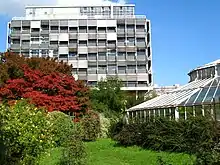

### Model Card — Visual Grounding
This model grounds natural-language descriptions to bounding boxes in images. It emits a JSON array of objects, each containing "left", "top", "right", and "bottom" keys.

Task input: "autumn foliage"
[
  {"left": 0, "top": 52, "right": 72, "bottom": 85},
  {"left": 0, "top": 52, "right": 89, "bottom": 120}
]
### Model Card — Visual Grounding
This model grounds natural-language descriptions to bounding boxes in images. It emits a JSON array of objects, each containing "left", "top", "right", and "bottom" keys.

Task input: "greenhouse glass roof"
[{"left": 127, "top": 77, "right": 220, "bottom": 111}]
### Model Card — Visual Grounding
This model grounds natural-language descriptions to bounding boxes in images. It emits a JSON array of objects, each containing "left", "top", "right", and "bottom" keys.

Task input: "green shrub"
[
  {"left": 108, "top": 118, "right": 124, "bottom": 139},
  {"left": 80, "top": 111, "right": 101, "bottom": 141},
  {"left": 60, "top": 130, "right": 87, "bottom": 165},
  {"left": 113, "top": 116, "right": 218, "bottom": 154},
  {"left": 0, "top": 111, "right": 6, "bottom": 164},
  {"left": 99, "top": 113, "right": 111, "bottom": 138},
  {"left": 0, "top": 100, "right": 54, "bottom": 165},
  {"left": 47, "top": 111, "right": 86, "bottom": 165},
  {"left": 48, "top": 111, "right": 75, "bottom": 147}
]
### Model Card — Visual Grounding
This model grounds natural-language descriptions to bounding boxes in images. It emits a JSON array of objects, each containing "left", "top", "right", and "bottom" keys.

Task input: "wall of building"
[{"left": 8, "top": 5, "right": 153, "bottom": 91}]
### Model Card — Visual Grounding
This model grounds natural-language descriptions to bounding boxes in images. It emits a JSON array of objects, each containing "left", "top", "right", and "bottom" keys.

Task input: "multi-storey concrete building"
[{"left": 7, "top": 4, "right": 153, "bottom": 93}]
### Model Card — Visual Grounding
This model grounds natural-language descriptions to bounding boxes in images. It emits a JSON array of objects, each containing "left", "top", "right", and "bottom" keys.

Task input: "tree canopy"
[{"left": 0, "top": 52, "right": 89, "bottom": 121}]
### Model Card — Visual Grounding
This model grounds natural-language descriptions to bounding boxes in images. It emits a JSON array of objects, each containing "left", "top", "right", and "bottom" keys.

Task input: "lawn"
[
  {"left": 85, "top": 139, "right": 196, "bottom": 165},
  {"left": 39, "top": 139, "right": 196, "bottom": 165}
]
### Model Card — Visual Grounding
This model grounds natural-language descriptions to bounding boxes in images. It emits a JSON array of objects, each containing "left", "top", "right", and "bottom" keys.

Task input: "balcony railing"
[{"left": 12, "top": 14, "right": 146, "bottom": 20}]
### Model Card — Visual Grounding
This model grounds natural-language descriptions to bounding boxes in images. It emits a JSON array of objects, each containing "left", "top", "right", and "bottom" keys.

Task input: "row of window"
[
  {"left": 11, "top": 50, "right": 148, "bottom": 57},
  {"left": 73, "top": 69, "right": 148, "bottom": 75},
  {"left": 189, "top": 67, "right": 215, "bottom": 82},
  {"left": 88, "top": 81, "right": 149, "bottom": 87},
  {"left": 11, "top": 25, "right": 145, "bottom": 33}
]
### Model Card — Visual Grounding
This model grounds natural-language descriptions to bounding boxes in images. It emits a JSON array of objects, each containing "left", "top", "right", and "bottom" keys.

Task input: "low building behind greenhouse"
[{"left": 126, "top": 59, "right": 220, "bottom": 122}]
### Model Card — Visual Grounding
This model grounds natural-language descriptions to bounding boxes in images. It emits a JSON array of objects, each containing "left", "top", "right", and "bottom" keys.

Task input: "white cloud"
[{"left": 0, "top": 0, "right": 126, "bottom": 17}]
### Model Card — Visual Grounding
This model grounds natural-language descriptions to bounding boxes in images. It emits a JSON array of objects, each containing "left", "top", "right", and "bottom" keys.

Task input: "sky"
[{"left": 0, "top": 0, "right": 219, "bottom": 86}]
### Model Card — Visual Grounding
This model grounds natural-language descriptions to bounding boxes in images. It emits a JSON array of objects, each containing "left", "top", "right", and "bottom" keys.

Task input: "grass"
[
  {"left": 38, "top": 147, "right": 63, "bottom": 165},
  {"left": 85, "top": 139, "right": 196, "bottom": 165},
  {"left": 38, "top": 139, "right": 196, "bottom": 165}
]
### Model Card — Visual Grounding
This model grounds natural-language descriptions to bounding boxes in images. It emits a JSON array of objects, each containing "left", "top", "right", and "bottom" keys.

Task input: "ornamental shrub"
[
  {"left": 0, "top": 109, "right": 6, "bottom": 164},
  {"left": 80, "top": 110, "right": 101, "bottom": 141},
  {"left": 99, "top": 113, "right": 111, "bottom": 138},
  {"left": 108, "top": 118, "right": 124, "bottom": 139},
  {"left": 48, "top": 111, "right": 75, "bottom": 147},
  {"left": 48, "top": 111, "right": 86, "bottom": 165},
  {"left": 60, "top": 127, "right": 87, "bottom": 165},
  {"left": 113, "top": 116, "right": 218, "bottom": 154},
  {"left": 0, "top": 52, "right": 72, "bottom": 85},
  {"left": 0, "top": 100, "right": 55, "bottom": 165},
  {"left": 0, "top": 65, "right": 90, "bottom": 120}
]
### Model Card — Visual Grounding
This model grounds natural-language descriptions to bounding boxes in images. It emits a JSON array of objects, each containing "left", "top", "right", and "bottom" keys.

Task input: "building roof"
[
  {"left": 127, "top": 77, "right": 220, "bottom": 111},
  {"left": 25, "top": 4, "right": 135, "bottom": 9},
  {"left": 188, "top": 59, "right": 220, "bottom": 75}
]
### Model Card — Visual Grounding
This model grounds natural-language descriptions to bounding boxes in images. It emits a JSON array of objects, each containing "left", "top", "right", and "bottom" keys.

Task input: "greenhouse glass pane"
[
  {"left": 149, "top": 110, "right": 154, "bottom": 121},
  {"left": 179, "top": 98, "right": 188, "bottom": 106},
  {"left": 171, "top": 108, "right": 175, "bottom": 119},
  {"left": 129, "top": 112, "right": 132, "bottom": 119},
  {"left": 210, "top": 78, "right": 218, "bottom": 87},
  {"left": 195, "top": 106, "right": 202, "bottom": 116},
  {"left": 160, "top": 109, "right": 164, "bottom": 117},
  {"left": 186, "top": 107, "right": 193, "bottom": 118},
  {"left": 214, "top": 87, "right": 220, "bottom": 102},
  {"left": 165, "top": 109, "right": 170, "bottom": 119},
  {"left": 179, "top": 107, "right": 185, "bottom": 120},
  {"left": 185, "top": 91, "right": 200, "bottom": 105},
  {"left": 194, "top": 88, "right": 209, "bottom": 104},
  {"left": 204, "top": 105, "right": 211, "bottom": 117},
  {"left": 203, "top": 87, "right": 217, "bottom": 103},
  {"left": 140, "top": 111, "right": 145, "bottom": 122},
  {"left": 215, "top": 104, "right": 220, "bottom": 121},
  {"left": 155, "top": 109, "right": 159, "bottom": 117}
]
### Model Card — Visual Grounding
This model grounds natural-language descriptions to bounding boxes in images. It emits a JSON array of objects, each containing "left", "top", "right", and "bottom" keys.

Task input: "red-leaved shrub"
[{"left": 0, "top": 65, "right": 90, "bottom": 120}]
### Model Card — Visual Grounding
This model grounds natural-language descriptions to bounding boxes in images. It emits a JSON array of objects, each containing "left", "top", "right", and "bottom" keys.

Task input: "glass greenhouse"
[{"left": 126, "top": 60, "right": 220, "bottom": 122}]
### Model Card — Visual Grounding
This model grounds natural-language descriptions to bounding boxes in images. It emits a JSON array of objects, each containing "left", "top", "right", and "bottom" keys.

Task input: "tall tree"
[
  {"left": 0, "top": 52, "right": 72, "bottom": 85},
  {"left": 90, "top": 77, "right": 126, "bottom": 116},
  {"left": 0, "top": 65, "right": 90, "bottom": 120}
]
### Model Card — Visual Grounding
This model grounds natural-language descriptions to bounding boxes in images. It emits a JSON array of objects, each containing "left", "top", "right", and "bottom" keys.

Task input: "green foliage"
[
  {"left": 47, "top": 111, "right": 86, "bottom": 165},
  {"left": 99, "top": 113, "right": 111, "bottom": 138},
  {"left": 90, "top": 77, "right": 126, "bottom": 116},
  {"left": 60, "top": 130, "right": 87, "bottom": 165},
  {"left": 85, "top": 139, "right": 195, "bottom": 165},
  {"left": 113, "top": 116, "right": 218, "bottom": 154},
  {"left": 90, "top": 100, "right": 109, "bottom": 115},
  {"left": 0, "top": 109, "right": 6, "bottom": 164},
  {"left": 0, "top": 52, "right": 72, "bottom": 85},
  {"left": 126, "top": 90, "right": 158, "bottom": 109},
  {"left": 80, "top": 111, "right": 101, "bottom": 141},
  {"left": 0, "top": 100, "right": 54, "bottom": 165},
  {"left": 108, "top": 119, "right": 124, "bottom": 139},
  {"left": 48, "top": 111, "right": 75, "bottom": 147}
]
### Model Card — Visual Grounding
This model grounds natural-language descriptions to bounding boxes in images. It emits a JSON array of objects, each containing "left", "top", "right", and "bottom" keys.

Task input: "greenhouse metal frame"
[{"left": 126, "top": 60, "right": 220, "bottom": 122}]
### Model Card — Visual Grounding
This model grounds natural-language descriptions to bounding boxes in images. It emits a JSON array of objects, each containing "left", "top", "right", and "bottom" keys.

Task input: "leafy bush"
[
  {"left": 108, "top": 119, "right": 124, "bottom": 139},
  {"left": 0, "top": 111, "right": 5, "bottom": 164},
  {"left": 0, "top": 65, "right": 90, "bottom": 120},
  {"left": 0, "top": 100, "right": 54, "bottom": 165},
  {"left": 80, "top": 111, "right": 101, "bottom": 141},
  {"left": 90, "top": 77, "right": 126, "bottom": 116},
  {"left": 113, "top": 116, "right": 218, "bottom": 154},
  {"left": 60, "top": 129, "right": 87, "bottom": 165},
  {"left": 0, "top": 52, "right": 72, "bottom": 85},
  {"left": 99, "top": 113, "right": 111, "bottom": 138},
  {"left": 48, "top": 111, "right": 75, "bottom": 146},
  {"left": 47, "top": 111, "right": 86, "bottom": 165}
]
